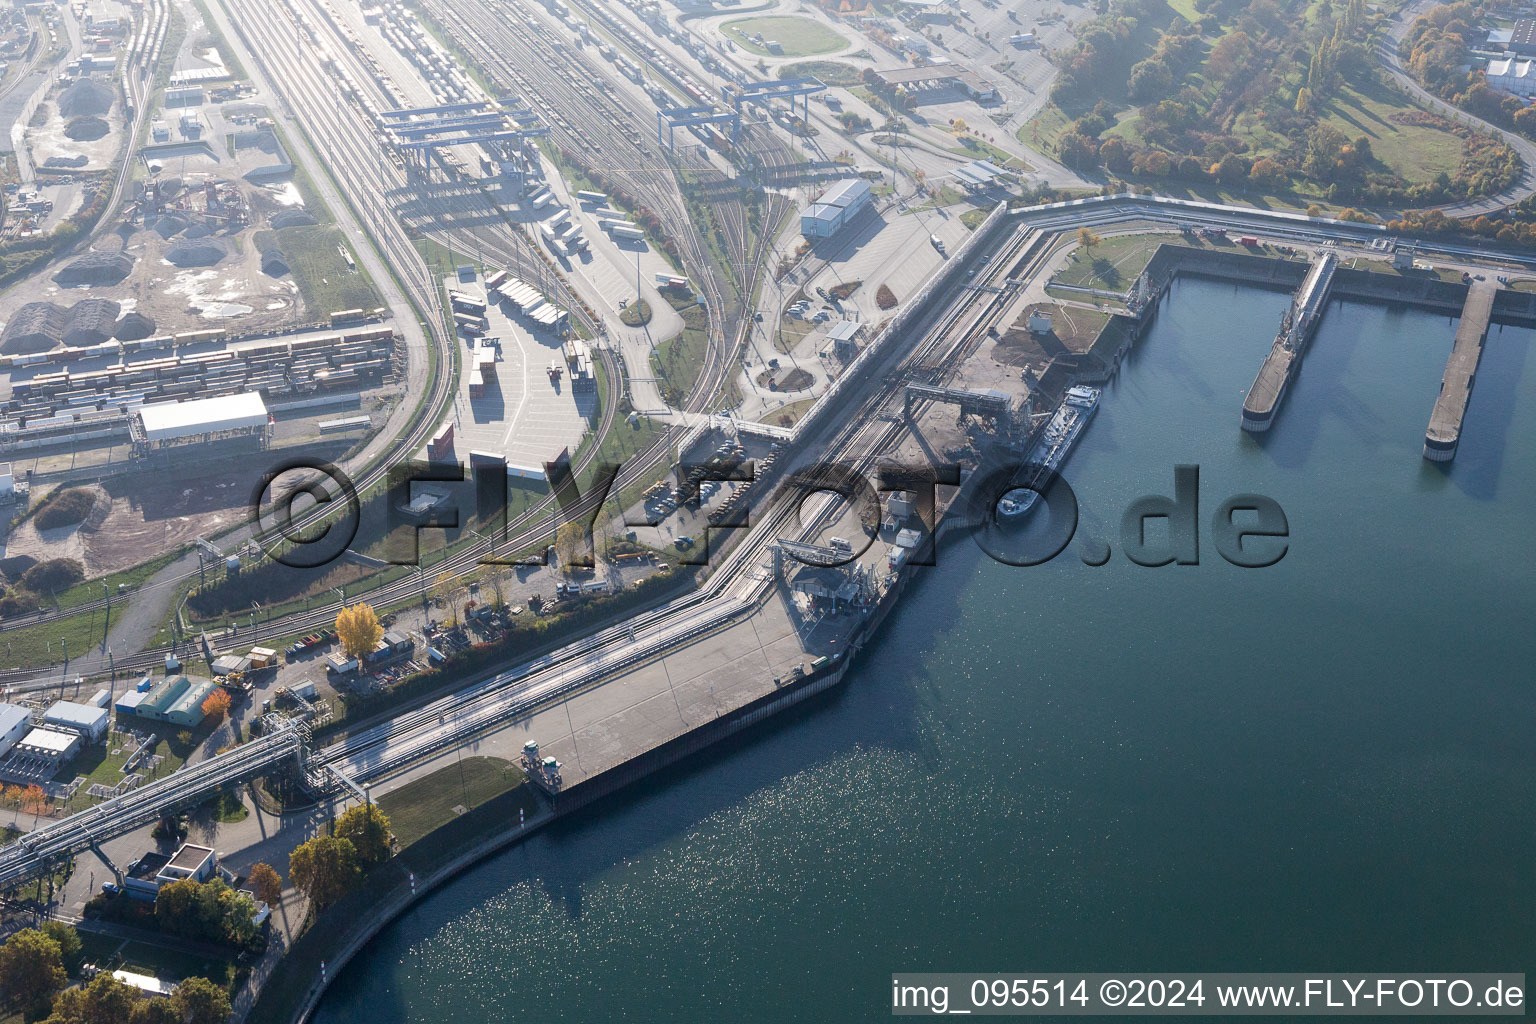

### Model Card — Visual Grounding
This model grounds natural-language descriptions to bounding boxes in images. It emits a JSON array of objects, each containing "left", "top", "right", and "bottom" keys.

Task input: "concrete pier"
[
  {"left": 1425, "top": 279, "right": 1497, "bottom": 462},
  {"left": 1242, "top": 252, "right": 1339, "bottom": 432}
]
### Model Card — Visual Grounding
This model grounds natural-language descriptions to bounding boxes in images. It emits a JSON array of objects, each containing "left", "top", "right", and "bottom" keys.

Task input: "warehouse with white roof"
[
  {"left": 129, "top": 391, "right": 271, "bottom": 454},
  {"left": 801, "top": 179, "right": 873, "bottom": 239},
  {"left": 43, "top": 700, "right": 109, "bottom": 742}
]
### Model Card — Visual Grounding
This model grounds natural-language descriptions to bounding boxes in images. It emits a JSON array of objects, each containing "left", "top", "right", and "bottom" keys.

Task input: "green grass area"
[
  {"left": 116, "top": 939, "right": 237, "bottom": 989},
  {"left": 62, "top": 729, "right": 191, "bottom": 811},
  {"left": 619, "top": 298, "right": 652, "bottom": 327},
  {"left": 649, "top": 300, "right": 710, "bottom": 407},
  {"left": 0, "top": 604, "right": 118, "bottom": 671},
  {"left": 777, "top": 59, "right": 862, "bottom": 86},
  {"left": 252, "top": 225, "right": 379, "bottom": 319},
  {"left": 55, "top": 548, "right": 184, "bottom": 612},
  {"left": 376, "top": 756, "right": 533, "bottom": 846},
  {"left": 585, "top": 361, "right": 668, "bottom": 512},
  {"left": 1315, "top": 80, "right": 1462, "bottom": 183},
  {"left": 948, "top": 133, "right": 1030, "bottom": 171},
  {"left": 202, "top": 788, "right": 248, "bottom": 823},
  {"left": 960, "top": 208, "right": 990, "bottom": 230},
  {"left": 723, "top": 16, "right": 846, "bottom": 57},
  {"left": 1051, "top": 233, "right": 1171, "bottom": 290}
]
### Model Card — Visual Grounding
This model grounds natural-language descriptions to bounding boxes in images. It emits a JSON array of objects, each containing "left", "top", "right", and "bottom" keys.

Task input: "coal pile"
[
  {"left": 61, "top": 298, "right": 121, "bottom": 347},
  {"left": 43, "top": 155, "right": 88, "bottom": 168},
  {"left": 55, "top": 252, "right": 132, "bottom": 286},
  {"left": 113, "top": 311, "right": 156, "bottom": 340},
  {"left": 58, "top": 78, "right": 113, "bottom": 118},
  {"left": 63, "top": 116, "right": 109, "bottom": 141},
  {"left": 165, "top": 239, "right": 227, "bottom": 267},
  {"left": 270, "top": 208, "right": 318, "bottom": 229},
  {"left": 261, "top": 248, "right": 289, "bottom": 276}
]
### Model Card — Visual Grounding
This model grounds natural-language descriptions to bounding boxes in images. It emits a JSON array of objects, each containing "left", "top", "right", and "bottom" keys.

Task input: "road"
[{"left": 1379, "top": 0, "right": 1536, "bottom": 216}]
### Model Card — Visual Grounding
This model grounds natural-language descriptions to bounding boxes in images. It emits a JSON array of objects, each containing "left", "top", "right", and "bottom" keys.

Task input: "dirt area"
[
  {"left": 29, "top": 77, "right": 125, "bottom": 172},
  {"left": 992, "top": 303, "right": 1106, "bottom": 372},
  {"left": 16, "top": 175, "right": 316, "bottom": 333},
  {"left": 2, "top": 467, "right": 255, "bottom": 576}
]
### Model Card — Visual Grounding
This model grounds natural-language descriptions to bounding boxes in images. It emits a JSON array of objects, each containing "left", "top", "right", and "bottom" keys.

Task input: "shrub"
[
  {"left": 19, "top": 558, "right": 83, "bottom": 597},
  {"left": 875, "top": 284, "right": 897, "bottom": 309},
  {"left": 32, "top": 488, "right": 95, "bottom": 531}
]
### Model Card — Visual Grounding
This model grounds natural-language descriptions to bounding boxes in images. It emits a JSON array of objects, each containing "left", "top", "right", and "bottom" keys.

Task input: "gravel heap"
[
  {"left": 270, "top": 208, "right": 318, "bottom": 229},
  {"left": 58, "top": 78, "right": 114, "bottom": 118},
  {"left": 0, "top": 300, "right": 133, "bottom": 352},
  {"left": 165, "top": 239, "right": 228, "bottom": 267},
  {"left": 153, "top": 213, "right": 188, "bottom": 238},
  {"left": 113, "top": 311, "right": 156, "bottom": 340},
  {"left": 63, "top": 116, "right": 109, "bottom": 141},
  {"left": 54, "top": 251, "right": 132, "bottom": 286},
  {"left": 0, "top": 303, "right": 69, "bottom": 353},
  {"left": 60, "top": 298, "right": 121, "bottom": 347}
]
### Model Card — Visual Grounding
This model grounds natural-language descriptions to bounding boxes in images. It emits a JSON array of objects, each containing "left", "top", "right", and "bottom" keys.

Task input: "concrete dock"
[
  {"left": 1242, "top": 252, "right": 1338, "bottom": 432},
  {"left": 1425, "top": 279, "right": 1498, "bottom": 462}
]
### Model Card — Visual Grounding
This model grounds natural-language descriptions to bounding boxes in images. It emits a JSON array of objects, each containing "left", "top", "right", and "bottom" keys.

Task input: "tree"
[
  {"left": 1076, "top": 227, "right": 1101, "bottom": 250},
  {"left": 1207, "top": 30, "right": 1252, "bottom": 80},
  {"left": 554, "top": 521, "right": 589, "bottom": 571},
  {"left": 1098, "top": 136, "right": 1132, "bottom": 174},
  {"left": 334, "top": 803, "right": 393, "bottom": 869},
  {"left": 1216, "top": 152, "right": 1249, "bottom": 186},
  {"left": 43, "top": 972, "right": 137, "bottom": 1023},
  {"left": 0, "top": 928, "right": 65, "bottom": 1011},
  {"left": 288, "top": 835, "right": 360, "bottom": 910},
  {"left": 201, "top": 688, "right": 232, "bottom": 722},
  {"left": 154, "top": 878, "right": 205, "bottom": 938},
  {"left": 20, "top": 784, "right": 47, "bottom": 816},
  {"left": 128, "top": 997, "right": 183, "bottom": 1024},
  {"left": 172, "top": 976, "right": 232, "bottom": 1024},
  {"left": 335, "top": 602, "right": 384, "bottom": 660},
  {"left": 248, "top": 862, "right": 283, "bottom": 906},
  {"left": 38, "top": 922, "right": 81, "bottom": 974}
]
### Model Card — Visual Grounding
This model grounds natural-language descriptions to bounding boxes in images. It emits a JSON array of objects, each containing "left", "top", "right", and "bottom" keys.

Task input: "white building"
[
  {"left": 43, "top": 700, "right": 109, "bottom": 742},
  {"left": 801, "top": 179, "right": 873, "bottom": 239},
  {"left": 1486, "top": 58, "right": 1536, "bottom": 97},
  {"left": 130, "top": 391, "right": 271, "bottom": 454},
  {"left": 14, "top": 728, "right": 83, "bottom": 764},
  {"left": 0, "top": 705, "right": 31, "bottom": 759}
]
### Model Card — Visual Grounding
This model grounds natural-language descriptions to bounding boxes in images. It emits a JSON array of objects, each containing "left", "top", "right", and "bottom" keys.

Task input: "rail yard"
[{"left": 0, "top": 0, "right": 1530, "bottom": 1017}]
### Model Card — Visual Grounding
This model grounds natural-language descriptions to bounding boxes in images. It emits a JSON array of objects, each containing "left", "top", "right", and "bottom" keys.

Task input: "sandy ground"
[{"left": 1, "top": 469, "right": 257, "bottom": 576}]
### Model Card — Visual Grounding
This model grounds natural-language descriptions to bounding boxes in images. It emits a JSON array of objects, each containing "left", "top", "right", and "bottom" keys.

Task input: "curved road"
[{"left": 1380, "top": 0, "right": 1536, "bottom": 215}]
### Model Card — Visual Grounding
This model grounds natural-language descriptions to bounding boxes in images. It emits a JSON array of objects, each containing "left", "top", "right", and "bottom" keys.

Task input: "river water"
[{"left": 315, "top": 278, "right": 1536, "bottom": 1022}]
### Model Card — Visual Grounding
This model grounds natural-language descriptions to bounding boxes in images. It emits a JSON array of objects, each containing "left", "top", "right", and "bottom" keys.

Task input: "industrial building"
[
  {"left": 0, "top": 704, "right": 30, "bottom": 759},
  {"left": 14, "top": 728, "right": 82, "bottom": 764},
  {"left": 871, "top": 64, "right": 1000, "bottom": 102},
  {"left": 1508, "top": 18, "right": 1536, "bottom": 56},
  {"left": 801, "top": 179, "right": 873, "bottom": 239},
  {"left": 1486, "top": 57, "right": 1536, "bottom": 96},
  {"left": 157, "top": 843, "right": 220, "bottom": 884},
  {"left": 121, "top": 843, "right": 221, "bottom": 901},
  {"left": 129, "top": 391, "right": 272, "bottom": 455},
  {"left": 43, "top": 699, "right": 110, "bottom": 742},
  {"left": 121, "top": 675, "right": 219, "bottom": 728},
  {"left": 823, "top": 319, "right": 864, "bottom": 360}
]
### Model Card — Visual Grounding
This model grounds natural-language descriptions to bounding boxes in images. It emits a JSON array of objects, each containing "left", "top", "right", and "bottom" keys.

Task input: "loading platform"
[
  {"left": 1424, "top": 279, "right": 1498, "bottom": 462},
  {"left": 1242, "top": 252, "right": 1339, "bottom": 432}
]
